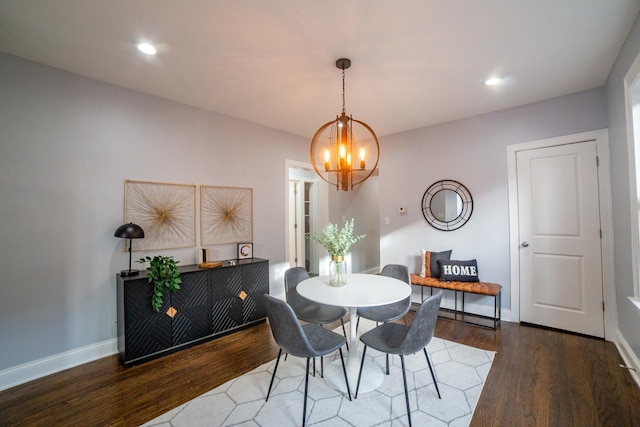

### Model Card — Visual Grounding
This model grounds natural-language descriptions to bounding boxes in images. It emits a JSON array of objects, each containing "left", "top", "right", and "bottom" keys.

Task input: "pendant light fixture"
[{"left": 310, "top": 58, "right": 380, "bottom": 191}]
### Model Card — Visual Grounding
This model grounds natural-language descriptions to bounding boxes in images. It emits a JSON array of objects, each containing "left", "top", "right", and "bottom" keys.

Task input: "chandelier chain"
[{"left": 342, "top": 67, "right": 346, "bottom": 115}]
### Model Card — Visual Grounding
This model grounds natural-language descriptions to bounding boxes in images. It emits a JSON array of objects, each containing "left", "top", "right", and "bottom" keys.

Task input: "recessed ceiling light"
[
  {"left": 483, "top": 77, "right": 502, "bottom": 86},
  {"left": 137, "top": 43, "right": 157, "bottom": 55}
]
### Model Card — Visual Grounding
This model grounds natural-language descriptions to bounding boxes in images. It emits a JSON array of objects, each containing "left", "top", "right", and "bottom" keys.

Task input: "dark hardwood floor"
[{"left": 2, "top": 314, "right": 640, "bottom": 426}]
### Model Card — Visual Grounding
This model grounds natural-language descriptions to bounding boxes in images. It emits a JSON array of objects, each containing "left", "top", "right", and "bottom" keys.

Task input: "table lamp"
[{"left": 114, "top": 223, "right": 145, "bottom": 276}]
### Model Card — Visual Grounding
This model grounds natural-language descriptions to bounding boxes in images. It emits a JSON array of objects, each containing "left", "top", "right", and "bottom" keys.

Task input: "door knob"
[{"left": 521, "top": 241, "right": 529, "bottom": 247}]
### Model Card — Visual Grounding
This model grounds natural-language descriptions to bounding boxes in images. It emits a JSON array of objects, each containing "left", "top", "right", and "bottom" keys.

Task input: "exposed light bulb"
[
  {"left": 137, "top": 43, "right": 157, "bottom": 55},
  {"left": 483, "top": 77, "right": 501, "bottom": 86}
]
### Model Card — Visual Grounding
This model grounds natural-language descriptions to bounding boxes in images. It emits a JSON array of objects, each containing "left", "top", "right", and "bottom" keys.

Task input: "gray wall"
[
  {"left": 0, "top": 53, "right": 309, "bottom": 371},
  {"left": 378, "top": 88, "right": 608, "bottom": 313},
  {"left": 328, "top": 176, "right": 381, "bottom": 273},
  {"left": 606, "top": 14, "right": 640, "bottom": 360}
]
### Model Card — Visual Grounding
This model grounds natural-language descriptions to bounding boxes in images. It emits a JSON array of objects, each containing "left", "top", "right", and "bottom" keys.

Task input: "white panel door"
[{"left": 517, "top": 141, "right": 604, "bottom": 337}]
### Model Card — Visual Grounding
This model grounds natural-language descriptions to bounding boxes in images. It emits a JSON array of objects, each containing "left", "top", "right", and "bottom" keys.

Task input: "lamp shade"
[
  {"left": 114, "top": 223, "right": 145, "bottom": 239},
  {"left": 115, "top": 223, "right": 145, "bottom": 277}
]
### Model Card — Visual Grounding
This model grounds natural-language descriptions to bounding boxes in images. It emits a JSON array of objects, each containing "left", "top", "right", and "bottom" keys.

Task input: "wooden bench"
[{"left": 410, "top": 274, "right": 502, "bottom": 329}]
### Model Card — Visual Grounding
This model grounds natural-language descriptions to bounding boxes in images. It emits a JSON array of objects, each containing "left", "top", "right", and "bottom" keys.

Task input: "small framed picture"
[{"left": 237, "top": 242, "right": 253, "bottom": 259}]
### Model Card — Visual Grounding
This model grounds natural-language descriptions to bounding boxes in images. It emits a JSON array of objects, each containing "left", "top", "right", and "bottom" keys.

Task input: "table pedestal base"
[{"left": 323, "top": 357, "right": 383, "bottom": 394}]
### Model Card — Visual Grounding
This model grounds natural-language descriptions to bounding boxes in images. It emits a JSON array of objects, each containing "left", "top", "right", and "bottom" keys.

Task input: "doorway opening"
[{"left": 285, "top": 160, "right": 328, "bottom": 276}]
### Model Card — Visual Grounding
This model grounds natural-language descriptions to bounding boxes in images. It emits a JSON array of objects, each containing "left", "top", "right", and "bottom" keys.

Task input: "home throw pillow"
[
  {"left": 438, "top": 259, "right": 480, "bottom": 282},
  {"left": 420, "top": 249, "right": 452, "bottom": 278}
]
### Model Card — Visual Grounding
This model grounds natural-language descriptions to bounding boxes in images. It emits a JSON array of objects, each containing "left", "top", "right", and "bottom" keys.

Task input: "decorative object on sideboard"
[
  {"left": 196, "top": 248, "right": 223, "bottom": 268},
  {"left": 201, "top": 185, "right": 253, "bottom": 245},
  {"left": 308, "top": 218, "right": 365, "bottom": 286},
  {"left": 237, "top": 242, "right": 253, "bottom": 260},
  {"left": 421, "top": 179, "right": 473, "bottom": 231},
  {"left": 198, "top": 261, "right": 223, "bottom": 269},
  {"left": 114, "top": 222, "right": 145, "bottom": 276},
  {"left": 310, "top": 58, "right": 380, "bottom": 191},
  {"left": 124, "top": 180, "right": 196, "bottom": 251},
  {"left": 138, "top": 255, "right": 182, "bottom": 312},
  {"left": 197, "top": 248, "right": 211, "bottom": 264}
]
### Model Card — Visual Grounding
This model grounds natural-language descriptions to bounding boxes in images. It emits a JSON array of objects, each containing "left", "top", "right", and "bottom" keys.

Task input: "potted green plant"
[
  {"left": 138, "top": 255, "right": 182, "bottom": 312},
  {"left": 309, "top": 218, "right": 365, "bottom": 286}
]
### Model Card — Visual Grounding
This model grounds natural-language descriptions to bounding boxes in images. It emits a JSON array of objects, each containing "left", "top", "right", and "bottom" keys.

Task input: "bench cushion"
[{"left": 410, "top": 274, "right": 501, "bottom": 296}]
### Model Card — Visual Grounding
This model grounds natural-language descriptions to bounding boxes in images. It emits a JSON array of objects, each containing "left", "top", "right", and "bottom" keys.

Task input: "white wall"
[
  {"left": 378, "top": 88, "right": 608, "bottom": 315},
  {"left": 606, "top": 14, "right": 640, "bottom": 363},
  {"left": 0, "top": 53, "right": 309, "bottom": 374}
]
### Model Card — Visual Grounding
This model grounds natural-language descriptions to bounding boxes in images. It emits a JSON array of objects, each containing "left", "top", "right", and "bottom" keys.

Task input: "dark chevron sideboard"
[{"left": 117, "top": 258, "right": 269, "bottom": 365}]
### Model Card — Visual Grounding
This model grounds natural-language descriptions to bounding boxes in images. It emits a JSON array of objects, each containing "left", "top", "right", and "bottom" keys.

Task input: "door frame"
[
  {"left": 506, "top": 129, "right": 617, "bottom": 339},
  {"left": 284, "top": 159, "right": 329, "bottom": 273}
]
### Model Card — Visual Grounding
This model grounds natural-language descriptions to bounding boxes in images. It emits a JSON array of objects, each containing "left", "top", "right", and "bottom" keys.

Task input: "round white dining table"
[{"left": 297, "top": 273, "right": 411, "bottom": 393}]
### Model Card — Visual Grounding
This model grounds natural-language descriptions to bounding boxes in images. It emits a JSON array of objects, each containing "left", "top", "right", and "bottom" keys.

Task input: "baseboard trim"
[
  {"left": 359, "top": 266, "right": 380, "bottom": 274},
  {"left": 0, "top": 338, "right": 118, "bottom": 392},
  {"left": 614, "top": 329, "right": 640, "bottom": 389}
]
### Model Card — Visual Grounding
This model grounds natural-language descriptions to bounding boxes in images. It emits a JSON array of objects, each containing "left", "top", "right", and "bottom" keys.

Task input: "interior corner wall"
[
  {"left": 378, "top": 87, "right": 608, "bottom": 316},
  {"left": 0, "top": 53, "right": 308, "bottom": 373},
  {"left": 606, "top": 13, "right": 640, "bottom": 362},
  {"left": 328, "top": 176, "right": 380, "bottom": 273}
]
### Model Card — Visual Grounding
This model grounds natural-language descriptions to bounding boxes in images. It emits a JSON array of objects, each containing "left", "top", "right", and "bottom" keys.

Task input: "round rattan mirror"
[{"left": 421, "top": 180, "right": 473, "bottom": 231}]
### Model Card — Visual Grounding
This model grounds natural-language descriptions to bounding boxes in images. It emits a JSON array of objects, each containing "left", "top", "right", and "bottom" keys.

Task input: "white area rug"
[{"left": 143, "top": 319, "right": 495, "bottom": 427}]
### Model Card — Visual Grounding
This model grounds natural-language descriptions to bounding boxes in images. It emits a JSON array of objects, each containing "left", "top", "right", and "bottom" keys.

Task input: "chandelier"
[{"left": 310, "top": 58, "right": 380, "bottom": 191}]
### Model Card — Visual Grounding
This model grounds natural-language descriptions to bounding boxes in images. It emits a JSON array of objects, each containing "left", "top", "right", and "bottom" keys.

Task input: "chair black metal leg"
[
  {"left": 423, "top": 348, "right": 441, "bottom": 399},
  {"left": 355, "top": 345, "right": 367, "bottom": 398},
  {"left": 321, "top": 356, "right": 324, "bottom": 378},
  {"left": 338, "top": 348, "right": 352, "bottom": 400},
  {"left": 340, "top": 318, "right": 349, "bottom": 350},
  {"left": 303, "top": 358, "right": 310, "bottom": 427},
  {"left": 385, "top": 354, "right": 390, "bottom": 375},
  {"left": 400, "top": 355, "right": 412, "bottom": 427},
  {"left": 266, "top": 348, "right": 282, "bottom": 401}
]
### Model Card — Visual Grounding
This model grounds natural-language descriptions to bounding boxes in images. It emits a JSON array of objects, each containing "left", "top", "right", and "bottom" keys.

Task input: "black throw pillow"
[
  {"left": 420, "top": 249, "right": 452, "bottom": 278},
  {"left": 438, "top": 259, "right": 480, "bottom": 282}
]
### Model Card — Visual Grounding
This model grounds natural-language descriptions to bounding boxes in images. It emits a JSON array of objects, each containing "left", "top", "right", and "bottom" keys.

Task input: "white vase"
[{"left": 329, "top": 255, "right": 347, "bottom": 287}]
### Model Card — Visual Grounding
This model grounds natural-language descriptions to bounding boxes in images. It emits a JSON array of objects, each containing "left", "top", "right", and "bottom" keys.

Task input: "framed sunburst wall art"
[
  {"left": 124, "top": 180, "right": 196, "bottom": 251},
  {"left": 200, "top": 186, "right": 253, "bottom": 245}
]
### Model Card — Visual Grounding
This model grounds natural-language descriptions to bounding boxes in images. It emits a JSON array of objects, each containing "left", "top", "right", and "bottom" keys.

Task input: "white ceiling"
[{"left": 1, "top": 1, "right": 639, "bottom": 138}]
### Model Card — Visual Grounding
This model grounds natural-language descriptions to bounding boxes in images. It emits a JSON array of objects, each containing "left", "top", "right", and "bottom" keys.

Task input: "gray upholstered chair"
[
  {"left": 284, "top": 267, "right": 348, "bottom": 348},
  {"left": 357, "top": 264, "right": 412, "bottom": 373},
  {"left": 355, "top": 291, "right": 443, "bottom": 427},
  {"left": 263, "top": 294, "right": 351, "bottom": 427},
  {"left": 357, "top": 264, "right": 412, "bottom": 324}
]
